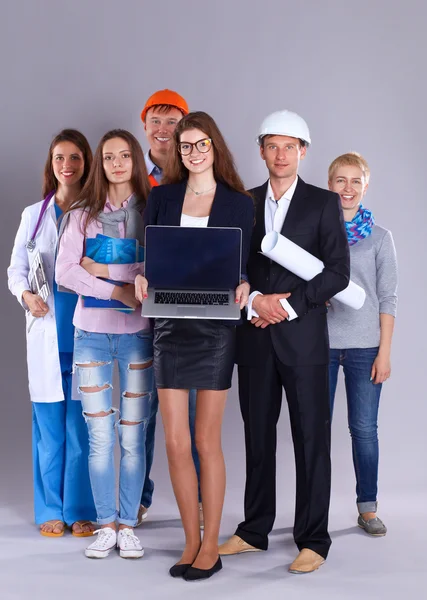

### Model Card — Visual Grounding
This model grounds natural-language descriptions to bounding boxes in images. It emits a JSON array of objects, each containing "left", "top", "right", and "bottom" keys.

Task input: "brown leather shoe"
[
  {"left": 288, "top": 548, "right": 325, "bottom": 574},
  {"left": 136, "top": 504, "right": 148, "bottom": 527},
  {"left": 219, "top": 535, "right": 262, "bottom": 556}
]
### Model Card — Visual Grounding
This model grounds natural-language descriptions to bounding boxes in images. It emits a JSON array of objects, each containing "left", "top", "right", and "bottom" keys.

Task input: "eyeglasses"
[{"left": 177, "top": 138, "right": 212, "bottom": 156}]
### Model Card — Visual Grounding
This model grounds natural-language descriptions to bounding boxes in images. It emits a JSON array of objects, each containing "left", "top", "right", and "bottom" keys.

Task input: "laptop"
[{"left": 142, "top": 225, "right": 242, "bottom": 319}]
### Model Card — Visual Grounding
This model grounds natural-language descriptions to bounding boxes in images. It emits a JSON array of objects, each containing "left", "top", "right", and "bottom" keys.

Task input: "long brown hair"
[
  {"left": 43, "top": 129, "right": 92, "bottom": 197},
  {"left": 70, "top": 129, "right": 151, "bottom": 228},
  {"left": 163, "top": 111, "right": 251, "bottom": 197}
]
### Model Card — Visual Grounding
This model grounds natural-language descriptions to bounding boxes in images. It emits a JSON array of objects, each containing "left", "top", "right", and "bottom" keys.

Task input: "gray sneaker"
[{"left": 357, "top": 514, "right": 387, "bottom": 536}]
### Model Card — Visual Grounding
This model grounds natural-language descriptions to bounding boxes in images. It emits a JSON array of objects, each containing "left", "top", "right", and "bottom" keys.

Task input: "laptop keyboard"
[{"left": 154, "top": 291, "right": 229, "bottom": 306}]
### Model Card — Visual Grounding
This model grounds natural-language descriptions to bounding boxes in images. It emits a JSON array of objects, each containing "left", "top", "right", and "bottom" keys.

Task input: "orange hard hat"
[{"left": 141, "top": 89, "right": 189, "bottom": 122}]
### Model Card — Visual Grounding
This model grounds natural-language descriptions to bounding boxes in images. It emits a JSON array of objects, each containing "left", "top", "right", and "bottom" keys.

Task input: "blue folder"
[{"left": 82, "top": 235, "right": 144, "bottom": 311}]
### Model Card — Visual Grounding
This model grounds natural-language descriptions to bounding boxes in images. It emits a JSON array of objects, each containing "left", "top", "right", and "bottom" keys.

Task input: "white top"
[
  {"left": 180, "top": 213, "right": 209, "bottom": 227},
  {"left": 265, "top": 176, "right": 299, "bottom": 232},
  {"left": 247, "top": 177, "right": 299, "bottom": 321}
]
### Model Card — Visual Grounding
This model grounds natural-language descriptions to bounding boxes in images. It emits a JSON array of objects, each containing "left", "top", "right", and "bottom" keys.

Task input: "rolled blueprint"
[{"left": 261, "top": 231, "right": 365, "bottom": 310}]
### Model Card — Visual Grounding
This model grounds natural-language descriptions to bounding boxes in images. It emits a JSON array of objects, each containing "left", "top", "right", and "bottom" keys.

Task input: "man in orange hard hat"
[
  {"left": 141, "top": 89, "right": 189, "bottom": 187},
  {"left": 138, "top": 89, "right": 203, "bottom": 529}
]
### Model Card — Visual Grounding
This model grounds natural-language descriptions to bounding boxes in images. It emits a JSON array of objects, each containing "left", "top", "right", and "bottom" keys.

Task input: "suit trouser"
[{"left": 235, "top": 353, "right": 332, "bottom": 558}]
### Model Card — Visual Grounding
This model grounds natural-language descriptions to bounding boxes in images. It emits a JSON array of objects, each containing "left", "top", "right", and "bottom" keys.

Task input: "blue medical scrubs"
[{"left": 31, "top": 204, "right": 96, "bottom": 525}]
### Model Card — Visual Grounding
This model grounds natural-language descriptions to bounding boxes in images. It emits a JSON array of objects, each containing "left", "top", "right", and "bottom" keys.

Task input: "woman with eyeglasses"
[{"left": 135, "top": 111, "right": 254, "bottom": 581}]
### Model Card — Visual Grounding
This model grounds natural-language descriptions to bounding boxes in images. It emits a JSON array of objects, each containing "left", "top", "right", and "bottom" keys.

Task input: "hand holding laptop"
[
  {"left": 135, "top": 275, "right": 148, "bottom": 303},
  {"left": 135, "top": 274, "right": 249, "bottom": 310},
  {"left": 235, "top": 281, "right": 250, "bottom": 309},
  {"left": 140, "top": 226, "right": 244, "bottom": 320}
]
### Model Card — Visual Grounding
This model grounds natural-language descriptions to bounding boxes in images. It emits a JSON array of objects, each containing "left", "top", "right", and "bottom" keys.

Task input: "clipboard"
[{"left": 27, "top": 250, "right": 50, "bottom": 333}]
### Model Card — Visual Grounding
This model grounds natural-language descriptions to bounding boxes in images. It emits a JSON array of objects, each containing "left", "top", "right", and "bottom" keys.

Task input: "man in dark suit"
[{"left": 219, "top": 110, "right": 350, "bottom": 573}]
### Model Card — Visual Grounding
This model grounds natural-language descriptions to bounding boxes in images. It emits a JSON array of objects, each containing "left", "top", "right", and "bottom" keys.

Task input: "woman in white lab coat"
[{"left": 8, "top": 129, "right": 96, "bottom": 537}]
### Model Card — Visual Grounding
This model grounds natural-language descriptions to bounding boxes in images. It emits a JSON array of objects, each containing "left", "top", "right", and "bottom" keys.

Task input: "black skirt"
[{"left": 153, "top": 319, "right": 236, "bottom": 390}]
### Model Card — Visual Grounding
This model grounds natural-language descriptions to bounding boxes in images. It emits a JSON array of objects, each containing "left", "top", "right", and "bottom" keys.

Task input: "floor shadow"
[
  {"left": 244, "top": 563, "right": 296, "bottom": 581},
  {"left": 269, "top": 527, "right": 293, "bottom": 536},
  {"left": 330, "top": 526, "right": 364, "bottom": 539},
  {"left": 217, "top": 526, "right": 295, "bottom": 549},
  {"left": 137, "top": 546, "right": 181, "bottom": 560},
  {"left": 139, "top": 518, "right": 183, "bottom": 529},
  {"left": 269, "top": 525, "right": 366, "bottom": 541}
]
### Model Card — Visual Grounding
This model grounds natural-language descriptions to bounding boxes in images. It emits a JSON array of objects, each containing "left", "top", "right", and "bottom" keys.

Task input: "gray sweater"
[{"left": 327, "top": 224, "right": 397, "bottom": 349}]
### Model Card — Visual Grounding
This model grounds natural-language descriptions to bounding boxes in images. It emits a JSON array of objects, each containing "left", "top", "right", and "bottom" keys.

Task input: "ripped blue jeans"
[{"left": 73, "top": 328, "right": 153, "bottom": 527}]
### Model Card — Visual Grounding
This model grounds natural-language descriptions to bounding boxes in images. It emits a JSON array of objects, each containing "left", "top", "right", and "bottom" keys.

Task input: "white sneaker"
[
  {"left": 117, "top": 528, "right": 144, "bottom": 559},
  {"left": 85, "top": 527, "right": 117, "bottom": 559}
]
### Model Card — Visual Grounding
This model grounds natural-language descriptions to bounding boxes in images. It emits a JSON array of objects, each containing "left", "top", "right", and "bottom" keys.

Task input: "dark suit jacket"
[
  {"left": 144, "top": 179, "right": 255, "bottom": 324},
  {"left": 236, "top": 178, "right": 350, "bottom": 367}
]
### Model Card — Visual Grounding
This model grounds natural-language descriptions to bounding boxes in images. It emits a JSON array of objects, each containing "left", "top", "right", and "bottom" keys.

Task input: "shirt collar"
[
  {"left": 105, "top": 194, "right": 133, "bottom": 211},
  {"left": 144, "top": 150, "right": 162, "bottom": 177},
  {"left": 267, "top": 175, "right": 299, "bottom": 204}
]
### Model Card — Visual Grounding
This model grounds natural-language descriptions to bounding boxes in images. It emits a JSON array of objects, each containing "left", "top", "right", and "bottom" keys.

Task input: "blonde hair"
[{"left": 328, "top": 152, "right": 370, "bottom": 184}]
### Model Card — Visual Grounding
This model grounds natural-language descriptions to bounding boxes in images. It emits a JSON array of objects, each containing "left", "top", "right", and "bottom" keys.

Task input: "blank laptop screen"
[{"left": 145, "top": 226, "right": 241, "bottom": 290}]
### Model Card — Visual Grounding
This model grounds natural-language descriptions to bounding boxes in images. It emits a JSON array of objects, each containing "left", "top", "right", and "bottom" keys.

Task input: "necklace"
[{"left": 187, "top": 182, "right": 217, "bottom": 196}]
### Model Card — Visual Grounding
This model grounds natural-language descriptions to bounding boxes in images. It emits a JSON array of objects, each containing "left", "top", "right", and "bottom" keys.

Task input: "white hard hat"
[{"left": 257, "top": 110, "right": 311, "bottom": 146}]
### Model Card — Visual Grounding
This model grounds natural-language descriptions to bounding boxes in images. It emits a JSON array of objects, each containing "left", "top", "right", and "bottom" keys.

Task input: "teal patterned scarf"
[{"left": 346, "top": 205, "right": 375, "bottom": 246}]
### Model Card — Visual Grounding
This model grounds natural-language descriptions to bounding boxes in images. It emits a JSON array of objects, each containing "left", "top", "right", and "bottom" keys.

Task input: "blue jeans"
[
  {"left": 32, "top": 352, "right": 96, "bottom": 525},
  {"left": 329, "top": 347, "right": 382, "bottom": 513},
  {"left": 141, "top": 388, "right": 201, "bottom": 507},
  {"left": 74, "top": 329, "right": 154, "bottom": 526}
]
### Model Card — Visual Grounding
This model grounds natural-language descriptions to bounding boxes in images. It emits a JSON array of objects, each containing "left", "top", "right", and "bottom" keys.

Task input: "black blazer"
[
  {"left": 236, "top": 178, "right": 350, "bottom": 366},
  {"left": 144, "top": 180, "right": 255, "bottom": 324}
]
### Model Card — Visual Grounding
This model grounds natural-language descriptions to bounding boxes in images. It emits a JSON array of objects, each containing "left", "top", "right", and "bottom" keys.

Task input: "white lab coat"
[{"left": 8, "top": 196, "right": 75, "bottom": 403}]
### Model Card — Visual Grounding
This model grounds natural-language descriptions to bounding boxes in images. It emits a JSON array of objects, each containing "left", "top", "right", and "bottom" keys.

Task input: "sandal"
[
  {"left": 40, "top": 520, "right": 65, "bottom": 538},
  {"left": 71, "top": 520, "right": 95, "bottom": 538}
]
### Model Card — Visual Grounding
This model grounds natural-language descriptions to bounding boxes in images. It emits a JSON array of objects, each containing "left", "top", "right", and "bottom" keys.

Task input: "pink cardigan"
[{"left": 56, "top": 200, "right": 149, "bottom": 334}]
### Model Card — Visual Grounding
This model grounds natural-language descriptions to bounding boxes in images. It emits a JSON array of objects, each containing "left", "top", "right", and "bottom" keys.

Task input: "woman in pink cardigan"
[{"left": 56, "top": 129, "right": 153, "bottom": 560}]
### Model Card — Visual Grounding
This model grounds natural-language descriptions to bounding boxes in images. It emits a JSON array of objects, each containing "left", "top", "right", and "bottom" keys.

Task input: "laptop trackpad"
[{"left": 176, "top": 307, "right": 207, "bottom": 317}]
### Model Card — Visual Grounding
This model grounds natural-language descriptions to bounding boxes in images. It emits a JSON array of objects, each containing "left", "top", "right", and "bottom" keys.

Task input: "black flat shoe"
[
  {"left": 169, "top": 563, "right": 191, "bottom": 578},
  {"left": 183, "top": 557, "right": 222, "bottom": 581}
]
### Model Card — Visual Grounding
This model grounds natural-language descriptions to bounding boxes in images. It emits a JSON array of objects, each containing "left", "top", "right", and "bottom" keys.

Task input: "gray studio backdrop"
[{"left": 1, "top": 0, "right": 426, "bottom": 522}]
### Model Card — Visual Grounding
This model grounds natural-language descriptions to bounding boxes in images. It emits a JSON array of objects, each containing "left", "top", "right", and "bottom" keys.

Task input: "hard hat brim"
[{"left": 256, "top": 133, "right": 311, "bottom": 146}]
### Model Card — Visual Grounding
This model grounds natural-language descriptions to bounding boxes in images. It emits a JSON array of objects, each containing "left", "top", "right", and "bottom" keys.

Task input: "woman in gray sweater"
[{"left": 327, "top": 152, "right": 397, "bottom": 536}]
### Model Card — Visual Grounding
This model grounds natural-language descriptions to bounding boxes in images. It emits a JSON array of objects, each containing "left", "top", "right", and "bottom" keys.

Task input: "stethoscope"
[
  {"left": 26, "top": 191, "right": 55, "bottom": 252},
  {"left": 26, "top": 239, "right": 36, "bottom": 252}
]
